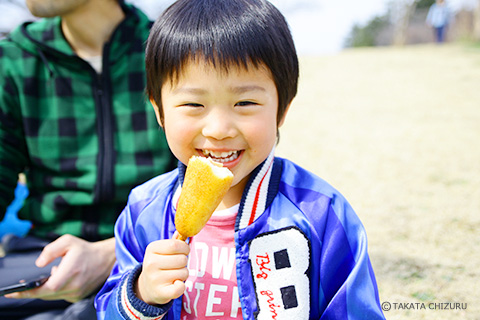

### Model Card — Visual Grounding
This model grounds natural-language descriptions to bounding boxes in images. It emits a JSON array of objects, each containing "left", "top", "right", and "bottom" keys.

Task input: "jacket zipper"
[{"left": 92, "top": 44, "right": 115, "bottom": 203}]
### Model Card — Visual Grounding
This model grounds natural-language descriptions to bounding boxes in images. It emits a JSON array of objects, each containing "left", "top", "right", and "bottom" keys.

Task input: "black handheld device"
[{"left": 0, "top": 275, "right": 49, "bottom": 296}]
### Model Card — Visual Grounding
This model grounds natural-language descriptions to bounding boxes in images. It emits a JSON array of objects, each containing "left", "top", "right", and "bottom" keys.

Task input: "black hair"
[{"left": 146, "top": 0, "right": 298, "bottom": 124}]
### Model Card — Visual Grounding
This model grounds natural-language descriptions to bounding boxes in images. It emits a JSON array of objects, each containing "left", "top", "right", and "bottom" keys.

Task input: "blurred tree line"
[{"left": 345, "top": 0, "right": 480, "bottom": 48}]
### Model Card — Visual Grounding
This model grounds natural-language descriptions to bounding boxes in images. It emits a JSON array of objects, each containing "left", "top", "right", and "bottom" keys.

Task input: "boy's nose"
[{"left": 201, "top": 108, "right": 237, "bottom": 140}]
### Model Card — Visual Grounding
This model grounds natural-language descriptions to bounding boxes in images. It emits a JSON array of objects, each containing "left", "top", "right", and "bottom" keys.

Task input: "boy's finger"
[
  {"left": 159, "top": 279, "right": 187, "bottom": 303},
  {"left": 149, "top": 253, "right": 189, "bottom": 270},
  {"left": 147, "top": 239, "right": 190, "bottom": 255}
]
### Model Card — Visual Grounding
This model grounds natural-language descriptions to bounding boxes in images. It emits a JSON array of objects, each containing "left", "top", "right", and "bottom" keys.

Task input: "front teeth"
[{"left": 202, "top": 150, "right": 240, "bottom": 163}]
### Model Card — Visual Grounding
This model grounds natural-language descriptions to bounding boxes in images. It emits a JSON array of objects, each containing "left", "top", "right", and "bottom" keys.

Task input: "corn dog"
[{"left": 175, "top": 156, "right": 234, "bottom": 241}]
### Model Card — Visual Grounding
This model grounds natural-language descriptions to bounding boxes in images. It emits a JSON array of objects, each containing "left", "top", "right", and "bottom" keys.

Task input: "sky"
[
  {"left": 267, "top": 0, "right": 477, "bottom": 55},
  {"left": 0, "top": 0, "right": 478, "bottom": 55}
]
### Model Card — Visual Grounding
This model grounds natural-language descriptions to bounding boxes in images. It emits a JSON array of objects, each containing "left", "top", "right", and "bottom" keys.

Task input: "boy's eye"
[
  {"left": 235, "top": 101, "right": 257, "bottom": 107},
  {"left": 182, "top": 103, "right": 204, "bottom": 107}
]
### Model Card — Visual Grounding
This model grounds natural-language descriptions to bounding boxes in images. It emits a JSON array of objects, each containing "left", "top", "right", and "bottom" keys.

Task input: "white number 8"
[{"left": 249, "top": 227, "right": 311, "bottom": 319}]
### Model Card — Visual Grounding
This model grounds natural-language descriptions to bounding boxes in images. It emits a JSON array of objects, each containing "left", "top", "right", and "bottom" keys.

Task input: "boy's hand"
[{"left": 136, "top": 238, "right": 190, "bottom": 305}]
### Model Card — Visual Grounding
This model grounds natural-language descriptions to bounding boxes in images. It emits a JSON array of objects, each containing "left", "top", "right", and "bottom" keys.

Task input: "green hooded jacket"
[{"left": 0, "top": 4, "right": 176, "bottom": 241}]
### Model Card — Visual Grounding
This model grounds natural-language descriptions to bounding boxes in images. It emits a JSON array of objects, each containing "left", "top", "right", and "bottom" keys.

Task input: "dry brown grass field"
[
  {"left": 276, "top": 43, "right": 480, "bottom": 319},
  {"left": 1, "top": 43, "right": 478, "bottom": 319}
]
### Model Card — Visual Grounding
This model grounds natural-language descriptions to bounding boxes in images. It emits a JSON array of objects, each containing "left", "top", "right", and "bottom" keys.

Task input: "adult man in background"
[{"left": 0, "top": 0, "right": 176, "bottom": 318}]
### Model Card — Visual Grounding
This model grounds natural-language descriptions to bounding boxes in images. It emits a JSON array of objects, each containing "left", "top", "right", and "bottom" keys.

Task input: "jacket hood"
[
  {"left": 9, "top": 17, "right": 73, "bottom": 58},
  {"left": 7, "top": 3, "right": 150, "bottom": 64}
]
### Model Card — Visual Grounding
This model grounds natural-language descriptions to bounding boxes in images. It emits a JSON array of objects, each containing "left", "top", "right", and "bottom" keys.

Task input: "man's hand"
[
  {"left": 136, "top": 237, "right": 190, "bottom": 306},
  {"left": 5, "top": 235, "right": 116, "bottom": 302}
]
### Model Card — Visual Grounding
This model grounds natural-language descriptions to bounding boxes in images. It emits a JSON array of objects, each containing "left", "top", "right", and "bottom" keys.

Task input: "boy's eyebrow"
[
  {"left": 173, "top": 87, "right": 208, "bottom": 95},
  {"left": 173, "top": 85, "right": 266, "bottom": 95},
  {"left": 230, "top": 85, "right": 266, "bottom": 94}
]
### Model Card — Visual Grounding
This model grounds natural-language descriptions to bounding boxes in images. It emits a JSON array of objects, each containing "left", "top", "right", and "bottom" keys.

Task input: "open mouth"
[{"left": 201, "top": 150, "right": 241, "bottom": 163}]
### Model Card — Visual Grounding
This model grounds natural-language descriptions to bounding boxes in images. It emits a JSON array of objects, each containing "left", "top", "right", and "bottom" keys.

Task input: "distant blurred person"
[
  {"left": 426, "top": 0, "right": 452, "bottom": 43},
  {"left": 0, "top": 0, "right": 176, "bottom": 319}
]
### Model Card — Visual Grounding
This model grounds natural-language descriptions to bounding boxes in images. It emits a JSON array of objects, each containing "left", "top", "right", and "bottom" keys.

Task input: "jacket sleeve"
[
  {"left": 0, "top": 53, "right": 29, "bottom": 219},
  {"left": 95, "top": 192, "right": 173, "bottom": 320},
  {"left": 318, "top": 194, "right": 385, "bottom": 319}
]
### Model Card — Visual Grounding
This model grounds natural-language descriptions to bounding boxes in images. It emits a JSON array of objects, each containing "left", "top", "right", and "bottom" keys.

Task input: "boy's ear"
[
  {"left": 149, "top": 98, "right": 164, "bottom": 128},
  {"left": 278, "top": 102, "right": 292, "bottom": 127}
]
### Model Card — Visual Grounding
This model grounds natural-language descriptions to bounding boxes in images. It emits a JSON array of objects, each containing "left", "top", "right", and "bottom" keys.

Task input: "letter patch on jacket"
[{"left": 248, "top": 227, "right": 311, "bottom": 319}]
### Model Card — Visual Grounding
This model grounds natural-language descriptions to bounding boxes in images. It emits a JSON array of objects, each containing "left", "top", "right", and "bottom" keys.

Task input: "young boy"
[{"left": 95, "top": 0, "right": 385, "bottom": 319}]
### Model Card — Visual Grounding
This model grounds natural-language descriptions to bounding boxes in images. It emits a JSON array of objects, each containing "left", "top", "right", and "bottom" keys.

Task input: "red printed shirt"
[{"left": 181, "top": 205, "right": 243, "bottom": 319}]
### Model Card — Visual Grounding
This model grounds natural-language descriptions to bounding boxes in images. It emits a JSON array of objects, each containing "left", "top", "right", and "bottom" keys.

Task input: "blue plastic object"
[{"left": 0, "top": 183, "right": 31, "bottom": 239}]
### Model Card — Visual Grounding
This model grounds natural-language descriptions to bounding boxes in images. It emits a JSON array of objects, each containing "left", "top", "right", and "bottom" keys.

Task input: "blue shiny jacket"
[{"left": 96, "top": 156, "right": 385, "bottom": 319}]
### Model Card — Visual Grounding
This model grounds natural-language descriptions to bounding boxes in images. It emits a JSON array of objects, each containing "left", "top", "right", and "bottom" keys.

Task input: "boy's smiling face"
[{"left": 154, "top": 59, "right": 287, "bottom": 206}]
